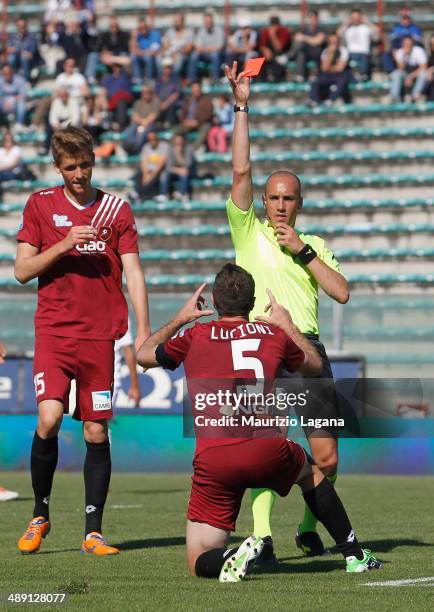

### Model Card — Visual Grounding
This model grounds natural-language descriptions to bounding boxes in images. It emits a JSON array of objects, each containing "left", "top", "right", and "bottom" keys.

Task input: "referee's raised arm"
[{"left": 225, "top": 62, "right": 253, "bottom": 211}]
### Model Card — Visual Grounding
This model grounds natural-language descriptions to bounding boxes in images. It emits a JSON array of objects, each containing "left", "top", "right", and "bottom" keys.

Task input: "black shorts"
[{"left": 278, "top": 334, "right": 340, "bottom": 437}]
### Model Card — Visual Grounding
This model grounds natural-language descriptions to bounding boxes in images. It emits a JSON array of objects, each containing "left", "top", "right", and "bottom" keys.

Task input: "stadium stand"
[{"left": 0, "top": 0, "right": 433, "bottom": 376}]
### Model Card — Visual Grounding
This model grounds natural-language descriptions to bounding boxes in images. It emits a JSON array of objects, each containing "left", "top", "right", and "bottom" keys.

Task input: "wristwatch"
[{"left": 234, "top": 105, "right": 249, "bottom": 113}]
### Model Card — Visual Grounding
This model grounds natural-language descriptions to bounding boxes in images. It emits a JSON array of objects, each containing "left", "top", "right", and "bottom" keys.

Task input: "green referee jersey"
[{"left": 226, "top": 197, "right": 342, "bottom": 336}]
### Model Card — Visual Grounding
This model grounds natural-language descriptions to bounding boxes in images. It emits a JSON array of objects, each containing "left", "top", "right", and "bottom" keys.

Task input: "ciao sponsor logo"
[{"left": 76, "top": 240, "right": 106, "bottom": 253}]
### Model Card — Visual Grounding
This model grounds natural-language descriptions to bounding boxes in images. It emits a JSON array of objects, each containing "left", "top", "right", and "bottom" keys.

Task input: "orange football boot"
[
  {"left": 18, "top": 516, "right": 51, "bottom": 554},
  {"left": 81, "top": 532, "right": 120, "bottom": 556}
]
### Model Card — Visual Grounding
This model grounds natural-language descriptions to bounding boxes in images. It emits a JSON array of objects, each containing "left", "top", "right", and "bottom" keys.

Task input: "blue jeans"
[
  {"left": 390, "top": 69, "right": 427, "bottom": 101},
  {"left": 1, "top": 97, "right": 26, "bottom": 125},
  {"left": 122, "top": 123, "right": 156, "bottom": 154},
  {"left": 349, "top": 52, "right": 370, "bottom": 78},
  {"left": 9, "top": 52, "right": 35, "bottom": 81},
  {"left": 85, "top": 51, "right": 99, "bottom": 81},
  {"left": 0, "top": 168, "right": 20, "bottom": 181},
  {"left": 131, "top": 54, "right": 156, "bottom": 81},
  {"left": 187, "top": 51, "right": 221, "bottom": 81},
  {"left": 160, "top": 171, "right": 190, "bottom": 196}
]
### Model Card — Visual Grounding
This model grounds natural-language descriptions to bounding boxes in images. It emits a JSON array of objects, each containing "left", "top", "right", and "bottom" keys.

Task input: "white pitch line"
[
  {"left": 110, "top": 504, "right": 143, "bottom": 509},
  {"left": 363, "top": 577, "right": 434, "bottom": 587}
]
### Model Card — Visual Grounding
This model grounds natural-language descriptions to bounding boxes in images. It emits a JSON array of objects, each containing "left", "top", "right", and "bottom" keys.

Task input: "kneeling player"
[{"left": 137, "top": 264, "right": 381, "bottom": 581}]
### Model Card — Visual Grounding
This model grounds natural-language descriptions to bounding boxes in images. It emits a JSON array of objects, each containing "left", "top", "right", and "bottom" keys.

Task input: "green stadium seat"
[
  {"left": 2, "top": 222, "right": 434, "bottom": 239},
  {"left": 192, "top": 173, "right": 434, "bottom": 189},
  {"left": 195, "top": 149, "right": 434, "bottom": 164},
  {"left": 5, "top": 171, "right": 434, "bottom": 192},
  {"left": 2, "top": 196, "right": 433, "bottom": 215},
  {"left": 0, "top": 246, "right": 432, "bottom": 265},
  {"left": 248, "top": 101, "right": 434, "bottom": 118},
  {"left": 1, "top": 272, "right": 432, "bottom": 291}
]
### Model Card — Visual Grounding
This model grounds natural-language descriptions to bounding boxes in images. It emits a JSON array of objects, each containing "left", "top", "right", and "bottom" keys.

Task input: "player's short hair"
[
  {"left": 265, "top": 170, "right": 302, "bottom": 200},
  {"left": 213, "top": 263, "right": 255, "bottom": 318},
  {"left": 51, "top": 125, "right": 94, "bottom": 165}
]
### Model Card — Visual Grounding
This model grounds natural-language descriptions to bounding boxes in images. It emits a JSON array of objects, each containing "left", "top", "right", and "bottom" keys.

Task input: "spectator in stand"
[
  {"left": 57, "top": 19, "right": 88, "bottom": 73},
  {"left": 155, "top": 57, "right": 182, "bottom": 127},
  {"left": 0, "top": 64, "right": 27, "bottom": 130},
  {"left": 160, "top": 133, "right": 194, "bottom": 201},
  {"left": 292, "top": 9, "right": 326, "bottom": 82},
  {"left": 83, "top": 93, "right": 109, "bottom": 144},
  {"left": 338, "top": 9, "right": 378, "bottom": 79},
  {"left": 132, "top": 130, "right": 169, "bottom": 201},
  {"left": 122, "top": 84, "right": 161, "bottom": 155},
  {"left": 174, "top": 80, "right": 213, "bottom": 150},
  {"left": 100, "top": 63, "right": 133, "bottom": 130},
  {"left": 390, "top": 7, "right": 423, "bottom": 50},
  {"left": 382, "top": 7, "right": 424, "bottom": 73},
  {"left": 45, "top": 0, "right": 94, "bottom": 24},
  {"left": 425, "top": 35, "right": 434, "bottom": 101},
  {"left": 207, "top": 93, "right": 233, "bottom": 153},
  {"left": 45, "top": 0, "right": 72, "bottom": 23},
  {"left": 99, "top": 15, "right": 130, "bottom": 69},
  {"left": 390, "top": 35, "right": 427, "bottom": 102},
  {"left": 187, "top": 10, "right": 225, "bottom": 83},
  {"left": 309, "top": 33, "right": 352, "bottom": 106},
  {"left": 55, "top": 57, "right": 89, "bottom": 102},
  {"left": 0, "top": 132, "right": 24, "bottom": 182},
  {"left": 43, "top": 87, "right": 81, "bottom": 152},
  {"left": 227, "top": 18, "right": 258, "bottom": 67},
  {"left": 259, "top": 16, "right": 292, "bottom": 82},
  {"left": 130, "top": 18, "right": 161, "bottom": 84},
  {"left": 157, "top": 13, "right": 193, "bottom": 78},
  {"left": 83, "top": 13, "right": 101, "bottom": 84},
  {"left": 7, "top": 18, "right": 40, "bottom": 82},
  {"left": 49, "top": 87, "right": 80, "bottom": 128},
  {"left": 39, "top": 20, "right": 66, "bottom": 76}
]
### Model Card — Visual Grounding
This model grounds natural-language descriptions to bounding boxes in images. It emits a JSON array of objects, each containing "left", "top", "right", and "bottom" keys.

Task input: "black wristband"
[
  {"left": 234, "top": 105, "right": 249, "bottom": 113},
  {"left": 296, "top": 244, "right": 317, "bottom": 265}
]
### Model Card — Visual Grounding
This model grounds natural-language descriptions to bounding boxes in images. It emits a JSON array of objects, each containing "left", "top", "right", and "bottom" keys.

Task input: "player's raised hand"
[
  {"left": 62, "top": 225, "right": 98, "bottom": 251},
  {"left": 225, "top": 61, "right": 251, "bottom": 104},
  {"left": 176, "top": 283, "right": 214, "bottom": 324},
  {"left": 255, "top": 289, "right": 294, "bottom": 329}
]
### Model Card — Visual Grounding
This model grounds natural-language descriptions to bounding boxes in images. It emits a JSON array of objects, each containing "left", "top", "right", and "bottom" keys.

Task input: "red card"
[{"left": 243, "top": 57, "right": 265, "bottom": 77}]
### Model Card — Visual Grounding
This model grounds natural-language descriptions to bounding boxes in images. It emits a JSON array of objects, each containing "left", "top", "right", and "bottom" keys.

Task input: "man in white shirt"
[
  {"left": 390, "top": 35, "right": 427, "bottom": 102},
  {"left": 338, "top": 9, "right": 377, "bottom": 79},
  {"left": 55, "top": 57, "right": 89, "bottom": 102}
]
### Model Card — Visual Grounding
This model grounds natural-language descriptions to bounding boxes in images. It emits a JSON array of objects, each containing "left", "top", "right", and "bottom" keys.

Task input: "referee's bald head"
[{"left": 264, "top": 170, "right": 302, "bottom": 201}]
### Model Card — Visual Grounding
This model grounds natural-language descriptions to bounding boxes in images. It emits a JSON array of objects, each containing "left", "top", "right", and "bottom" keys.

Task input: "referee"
[{"left": 225, "top": 62, "right": 350, "bottom": 561}]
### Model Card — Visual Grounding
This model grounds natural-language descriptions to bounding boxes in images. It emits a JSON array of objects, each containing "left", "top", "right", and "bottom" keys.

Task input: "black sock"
[
  {"left": 31, "top": 432, "right": 58, "bottom": 519},
  {"left": 303, "top": 479, "right": 364, "bottom": 559},
  {"left": 195, "top": 547, "right": 237, "bottom": 578},
  {"left": 83, "top": 440, "right": 111, "bottom": 537}
]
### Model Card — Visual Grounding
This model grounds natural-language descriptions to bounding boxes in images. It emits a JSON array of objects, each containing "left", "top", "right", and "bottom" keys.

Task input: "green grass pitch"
[{"left": 0, "top": 473, "right": 433, "bottom": 611}]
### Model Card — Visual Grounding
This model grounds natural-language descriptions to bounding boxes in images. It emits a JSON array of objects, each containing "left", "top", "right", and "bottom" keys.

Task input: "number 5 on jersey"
[{"left": 34, "top": 371, "right": 45, "bottom": 396}]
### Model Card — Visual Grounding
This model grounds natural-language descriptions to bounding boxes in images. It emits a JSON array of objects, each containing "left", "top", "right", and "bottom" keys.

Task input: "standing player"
[
  {"left": 15, "top": 126, "right": 150, "bottom": 555},
  {"left": 224, "top": 62, "right": 350, "bottom": 559},
  {"left": 137, "top": 264, "right": 381, "bottom": 581}
]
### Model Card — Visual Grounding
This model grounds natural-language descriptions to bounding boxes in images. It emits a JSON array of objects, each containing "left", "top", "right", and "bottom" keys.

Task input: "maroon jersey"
[
  {"left": 16, "top": 186, "right": 138, "bottom": 340},
  {"left": 158, "top": 319, "right": 305, "bottom": 456}
]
